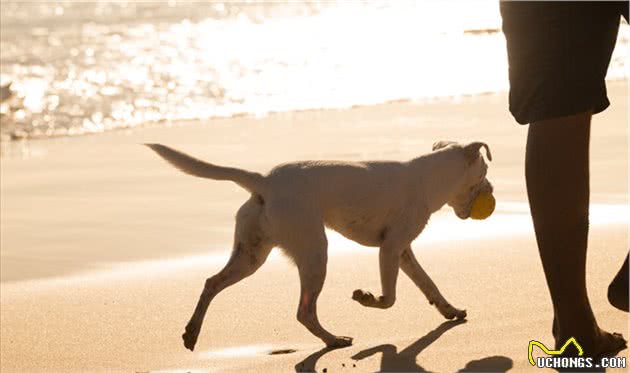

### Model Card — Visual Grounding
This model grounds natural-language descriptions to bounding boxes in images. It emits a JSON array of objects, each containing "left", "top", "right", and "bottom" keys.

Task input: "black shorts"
[{"left": 500, "top": 1, "right": 628, "bottom": 124}]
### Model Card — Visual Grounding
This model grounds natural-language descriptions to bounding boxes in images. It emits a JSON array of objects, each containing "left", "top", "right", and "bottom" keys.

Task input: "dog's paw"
[
  {"left": 326, "top": 336, "right": 353, "bottom": 349},
  {"left": 352, "top": 289, "right": 376, "bottom": 306},
  {"left": 182, "top": 327, "right": 199, "bottom": 351},
  {"left": 437, "top": 303, "right": 467, "bottom": 320},
  {"left": 454, "top": 309, "right": 467, "bottom": 320}
]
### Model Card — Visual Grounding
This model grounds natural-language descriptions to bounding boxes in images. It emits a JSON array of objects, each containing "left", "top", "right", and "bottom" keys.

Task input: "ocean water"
[{"left": 1, "top": 1, "right": 628, "bottom": 142}]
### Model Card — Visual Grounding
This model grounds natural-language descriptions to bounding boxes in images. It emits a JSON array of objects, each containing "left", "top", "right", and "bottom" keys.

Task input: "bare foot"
[{"left": 556, "top": 327, "right": 627, "bottom": 359}]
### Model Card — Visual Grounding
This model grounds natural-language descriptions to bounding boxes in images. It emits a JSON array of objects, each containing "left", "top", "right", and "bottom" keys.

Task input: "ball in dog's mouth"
[{"left": 469, "top": 192, "right": 495, "bottom": 220}]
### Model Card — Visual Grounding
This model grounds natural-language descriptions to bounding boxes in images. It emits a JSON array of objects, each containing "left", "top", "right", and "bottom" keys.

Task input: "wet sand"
[{"left": 1, "top": 81, "right": 628, "bottom": 372}]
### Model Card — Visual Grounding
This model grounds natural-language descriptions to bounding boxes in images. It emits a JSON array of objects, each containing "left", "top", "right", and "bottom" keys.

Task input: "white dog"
[{"left": 147, "top": 140, "right": 493, "bottom": 351}]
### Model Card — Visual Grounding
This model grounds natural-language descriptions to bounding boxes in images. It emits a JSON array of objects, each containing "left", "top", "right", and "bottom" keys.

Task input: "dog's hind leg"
[
  {"left": 182, "top": 240, "right": 272, "bottom": 351},
  {"left": 291, "top": 231, "right": 353, "bottom": 349},
  {"left": 400, "top": 247, "right": 466, "bottom": 320}
]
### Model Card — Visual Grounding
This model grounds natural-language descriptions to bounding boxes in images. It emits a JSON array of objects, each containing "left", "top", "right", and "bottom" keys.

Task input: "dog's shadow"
[
  {"left": 350, "top": 319, "right": 465, "bottom": 373},
  {"left": 295, "top": 319, "right": 513, "bottom": 373}
]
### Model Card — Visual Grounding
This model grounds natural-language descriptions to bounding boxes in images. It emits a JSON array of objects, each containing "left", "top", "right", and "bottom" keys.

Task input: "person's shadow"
[
  {"left": 457, "top": 356, "right": 513, "bottom": 372},
  {"left": 295, "top": 319, "right": 513, "bottom": 372}
]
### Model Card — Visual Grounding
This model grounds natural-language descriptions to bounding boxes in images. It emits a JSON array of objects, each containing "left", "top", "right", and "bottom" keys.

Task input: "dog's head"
[{"left": 432, "top": 140, "right": 494, "bottom": 219}]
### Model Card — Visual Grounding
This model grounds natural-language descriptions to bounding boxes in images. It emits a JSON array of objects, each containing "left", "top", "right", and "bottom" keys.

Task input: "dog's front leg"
[
  {"left": 182, "top": 242, "right": 272, "bottom": 351},
  {"left": 352, "top": 240, "right": 405, "bottom": 309},
  {"left": 400, "top": 247, "right": 466, "bottom": 320}
]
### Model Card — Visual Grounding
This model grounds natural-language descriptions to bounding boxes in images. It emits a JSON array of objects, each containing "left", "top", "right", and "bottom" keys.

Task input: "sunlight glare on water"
[{"left": 1, "top": 1, "right": 627, "bottom": 141}]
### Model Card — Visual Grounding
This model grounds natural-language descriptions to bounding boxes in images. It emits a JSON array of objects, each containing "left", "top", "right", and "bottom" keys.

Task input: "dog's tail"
[{"left": 145, "top": 143, "right": 266, "bottom": 194}]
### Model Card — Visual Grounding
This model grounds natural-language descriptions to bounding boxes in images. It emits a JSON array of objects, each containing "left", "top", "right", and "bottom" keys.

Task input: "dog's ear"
[
  {"left": 464, "top": 142, "right": 492, "bottom": 163},
  {"left": 432, "top": 140, "right": 457, "bottom": 151}
]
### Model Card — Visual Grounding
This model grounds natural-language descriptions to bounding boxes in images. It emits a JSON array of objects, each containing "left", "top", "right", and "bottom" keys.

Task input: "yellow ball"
[{"left": 470, "top": 192, "right": 496, "bottom": 220}]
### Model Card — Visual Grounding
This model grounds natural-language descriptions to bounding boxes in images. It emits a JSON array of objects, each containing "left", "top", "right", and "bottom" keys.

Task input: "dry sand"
[{"left": 1, "top": 81, "right": 628, "bottom": 372}]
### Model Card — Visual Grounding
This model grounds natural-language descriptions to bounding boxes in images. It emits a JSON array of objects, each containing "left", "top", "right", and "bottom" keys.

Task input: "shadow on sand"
[{"left": 295, "top": 319, "right": 513, "bottom": 372}]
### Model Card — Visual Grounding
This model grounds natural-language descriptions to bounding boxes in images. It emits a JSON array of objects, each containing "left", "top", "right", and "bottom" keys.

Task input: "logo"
[
  {"left": 528, "top": 337, "right": 627, "bottom": 370},
  {"left": 528, "top": 337, "right": 583, "bottom": 366}
]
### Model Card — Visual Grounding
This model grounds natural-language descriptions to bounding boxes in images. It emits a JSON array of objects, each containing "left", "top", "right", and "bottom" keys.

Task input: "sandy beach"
[{"left": 1, "top": 81, "right": 628, "bottom": 372}]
